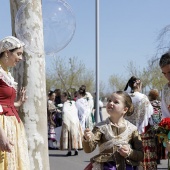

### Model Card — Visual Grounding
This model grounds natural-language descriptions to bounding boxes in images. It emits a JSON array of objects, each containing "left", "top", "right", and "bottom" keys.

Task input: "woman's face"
[
  {"left": 161, "top": 64, "right": 170, "bottom": 82},
  {"left": 6, "top": 47, "right": 24, "bottom": 67}
]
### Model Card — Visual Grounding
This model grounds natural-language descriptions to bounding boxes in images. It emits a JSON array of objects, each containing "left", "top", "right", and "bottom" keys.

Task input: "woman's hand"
[
  {"left": 0, "top": 127, "right": 14, "bottom": 152},
  {"left": 19, "top": 87, "right": 28, "bottom": 103},
  {"left": 15, "top": 87, "right": 28, "bottom": 107},
  {"left": 84, "top": 128, "right": 92, "bottom": 141},
  {"left": 117, "top": 144, "right": 131, "bottom": 158}
]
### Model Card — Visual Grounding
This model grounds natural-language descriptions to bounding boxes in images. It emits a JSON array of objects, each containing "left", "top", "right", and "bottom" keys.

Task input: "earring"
[{"left": 5, "top": 54, "right": 8, "bottom": 63}]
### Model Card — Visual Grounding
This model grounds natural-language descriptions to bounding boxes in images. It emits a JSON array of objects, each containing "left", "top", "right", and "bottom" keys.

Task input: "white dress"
[
  {"left": 75, "top": 97, "right": 91, "bottom": 131},
  {"left": 60, "top": 100, "right": 83, "bottom": 150}
]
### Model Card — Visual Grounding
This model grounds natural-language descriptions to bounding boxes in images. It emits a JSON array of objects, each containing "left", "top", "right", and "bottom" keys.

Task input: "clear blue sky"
[{"left": 1, "top": 0, "right": 170, "bottom": 89}]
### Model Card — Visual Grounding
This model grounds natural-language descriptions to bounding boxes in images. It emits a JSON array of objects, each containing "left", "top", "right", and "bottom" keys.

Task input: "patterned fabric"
[
  {"left": 150, "top": 100, "right": 161, "bottom": 126},
  {"left": 125, "top": 92, "right": 156, "bottom": 170},
  {"left": 0, "top": 36, "right": 24, "bottom": 54},
  {"left": 126, "top": 92, "right": 154, "bottom": 134},
  {"left": 0, "top": 116, "right": 30, "bottom": 170},
  {"left": 83, "top": 118, "right": 144, "bottom": 170},
  {"left": 140, "top": 130, "right": 157, "bottom": 170},
  {"left": 0, "top": 69, "right": 30, "bottom": 170},
  {"left": 150, "top": 100, "right": 166, "bottom": 161}
]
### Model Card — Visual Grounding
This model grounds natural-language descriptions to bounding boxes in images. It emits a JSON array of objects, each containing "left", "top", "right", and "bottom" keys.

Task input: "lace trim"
[
  {"left": 0, "top": 67, "right": 17, "bottom": 91},
  {"left": 98, "top": 119, "right": 136, "bottom": 152}
]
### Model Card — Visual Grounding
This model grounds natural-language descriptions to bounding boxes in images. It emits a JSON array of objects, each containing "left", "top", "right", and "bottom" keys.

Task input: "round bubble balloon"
[
  {"left": 42, "top": 0, "right": 76, "bottom": 55},
  {"left": 15, "top": 0, "right": 44, "bottom": 54}
]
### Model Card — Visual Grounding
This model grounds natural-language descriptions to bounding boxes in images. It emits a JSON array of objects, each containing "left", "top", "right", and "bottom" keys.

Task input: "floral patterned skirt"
[
  {"left": 141, "top": 131, "right": 157, "bottom": 170},
  {"left": 0, "top": 115, "right": 30, "bottom": 170}
]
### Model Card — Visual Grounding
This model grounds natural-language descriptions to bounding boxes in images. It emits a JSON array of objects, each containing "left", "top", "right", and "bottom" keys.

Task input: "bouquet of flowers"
[{"left": 156, "top": 118, "right": 170, "bottom": 169}]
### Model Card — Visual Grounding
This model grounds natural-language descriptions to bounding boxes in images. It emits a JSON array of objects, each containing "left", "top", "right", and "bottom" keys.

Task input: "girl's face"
[
  {"left": 6, "top": 47, "right": 24, "bottom": 67},
  {"left": 161, "top": 64, "right": 170, "bottom": 82},
  {"left": 106, "top": 93, "right": 128, "bottom": 118}
]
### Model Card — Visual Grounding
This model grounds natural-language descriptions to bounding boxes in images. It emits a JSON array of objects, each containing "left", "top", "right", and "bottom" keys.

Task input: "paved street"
[{"left": 49, "top": 108, "right": 168, "bottom": 170}]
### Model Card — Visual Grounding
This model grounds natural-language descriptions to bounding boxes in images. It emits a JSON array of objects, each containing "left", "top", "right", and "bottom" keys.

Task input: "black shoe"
[
  {"left": 66, "top": 151, "right": 72, "bottom": 156},
  {"left": 74, "top": 150, "right": 78, "bottom": 156},
  {"left": 49, "top": 147, "right": 58, "bottom": 150}
]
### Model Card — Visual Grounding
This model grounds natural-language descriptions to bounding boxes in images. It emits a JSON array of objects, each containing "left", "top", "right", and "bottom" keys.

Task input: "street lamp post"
[{"left": 95, "top": 0, "right": 100, "bottom": 123}]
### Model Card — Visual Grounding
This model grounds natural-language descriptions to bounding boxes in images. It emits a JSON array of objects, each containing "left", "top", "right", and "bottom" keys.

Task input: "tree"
[
  {"left": 156, "top": 24, "right": 170, "bottom": 56},
  {"left": 46, "top": 56, "right": 95, "bottom": 96},
  {"left": 10, "top": 0, "right": 49, "bottom": 169},
  {"left": 109, "top": 74, "right": 126, "bottom": 91}
]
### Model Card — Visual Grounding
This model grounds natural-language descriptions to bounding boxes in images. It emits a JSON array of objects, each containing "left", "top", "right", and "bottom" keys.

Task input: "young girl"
[{"left": 83, "top": 91, "right": 144, "bottom": 170}]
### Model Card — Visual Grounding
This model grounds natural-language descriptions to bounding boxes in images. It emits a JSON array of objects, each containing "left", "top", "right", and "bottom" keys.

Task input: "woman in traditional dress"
[
  {"left": 75, "top": 86, "right": 91, "bottom": 132},
  {"left": 124, "top": 76, "right": 156, "bottom": 170},
  {"left": 0, "top": 36, "right": 30, "bottom": 169},
  {"left": 148, "top": 89, "right": 166, "bottom": 164},
  {"left": 60, "top": 92, "right": 83, "bottom": 156}
]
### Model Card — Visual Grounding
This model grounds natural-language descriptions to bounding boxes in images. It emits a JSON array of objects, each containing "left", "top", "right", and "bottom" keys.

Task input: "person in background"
[
  {"left": 60, "top": 92, "right": 83, "bottom": 156},
  {"left": 73, "top": 90, "right": 78, "bottom": 101},
  {"left": 47, "top": 90, "right": 58, "bottom": 149},
  {"left": 0, "top": 36, "right": 30, "bottom": 169},
  {"left": 124, "top": 76, "right": 156, "bottom": 170},
  {"left": 83, "top": 91, "right": 143, "bottom": 170},
  {"left": 84, "top": 91, "right": 95, "bottom": 130},
  {"left": 148, "top": 89, "right": 165, "bottom": 164},
  {"left": 159, "top": 52, "right": 170, "bottom": 118},
  {"left": 54, "top": 88, "right": 61, "bottom": 106},
  {"left": 75, "top": 86, "right": 91, "bottom": 132}
]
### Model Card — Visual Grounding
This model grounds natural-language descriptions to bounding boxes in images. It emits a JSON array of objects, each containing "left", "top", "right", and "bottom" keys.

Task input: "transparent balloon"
[
  {"left": 42, "top": 0, "right": 76, "bottom": 55},
  {"left": 15, "top": 0, "right": 44, "bottom": 54}
]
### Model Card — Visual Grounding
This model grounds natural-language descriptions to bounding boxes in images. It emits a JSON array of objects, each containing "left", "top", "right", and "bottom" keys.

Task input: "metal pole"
[{"left": 95, "top": 0, "right": 99, "bottom": 123}]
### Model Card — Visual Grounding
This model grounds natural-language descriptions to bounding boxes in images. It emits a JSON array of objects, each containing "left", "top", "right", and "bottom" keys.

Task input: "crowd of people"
[
  {"left": 46, "top": 85, "right": 103, "bottom": 156},
  {"left": 1, "top": 35, "right": 170, "bottom": 170}
]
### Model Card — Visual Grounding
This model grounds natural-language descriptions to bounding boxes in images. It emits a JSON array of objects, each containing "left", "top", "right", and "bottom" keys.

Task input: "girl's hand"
[
  {"left": 117, "top": 144, "right": 131, "bottom": 158},
  {"left": 166, "top": 141, "right": 170, "bottom": 152},
  {"left": 84, "top": 128, "right": 92, "bottom": 141},
  {"left": 0, "top": 127, "right": 14, "bottom": 152}
]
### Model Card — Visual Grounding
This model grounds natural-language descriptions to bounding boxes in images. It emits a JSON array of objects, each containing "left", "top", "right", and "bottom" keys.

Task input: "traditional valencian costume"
[
  {"left": 60, "top": 100, "right": 83, "bottom": 150},
  {"left": 0, "top": 67, "right": 30, "bottom": 169},
  {"left": 126, "top": 91, "right": 156, "bottom": 170},
  {"left": 0, "top": 36, "right": 30, "bottom": 169},
  {"left": 83, "top": 118, "right": 143, "bottom": 170}
]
